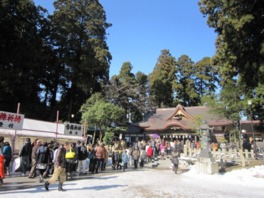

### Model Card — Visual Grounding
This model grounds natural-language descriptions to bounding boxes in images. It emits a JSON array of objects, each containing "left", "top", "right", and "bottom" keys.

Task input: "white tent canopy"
[{"left": 0, "top": 118, "right": 84, "bottom": 140}]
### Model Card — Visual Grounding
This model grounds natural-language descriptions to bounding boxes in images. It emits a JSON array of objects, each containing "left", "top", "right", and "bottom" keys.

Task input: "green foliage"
[
  {"left": 175, "top": 55, "right": 199, "bottom": 106},
  {"left": 104, "top": 62, "right": 149, "bottom": 122},
  {"left": 192, "top": 115, "right": 205, "bottom": 135},
  {"left": 200, "top": 95, "right": 218, "bottom": 107},
  {"left": 52, "top": 0, "right": 112, "bottom": 121},
  {"left": 0, "top": 0, "right": 49, "bottom": 118},
  {"left": 198, "top": 0, "right": 264, "bottom": 122},
  {"left": 194, "top": 57, "right": 220, "bottom": 96},
  {"left": 218, "top": 82, "right": 244, "bottom": 122},
  {"left": 149, "top": 49, "right": 176, "bottom": 107},
  {"left": 103, "top": 130, "right": 115, "bottom": 145},
  {"left": 253, "top": 84, "right": 264, "bottom": 120},
  {"left": 80, "top": 94, "right": 126, "bottom": 130},
  {"left": 149, "top": 50, "right": 220, "bottom": 108},
  {"left": 199, "top": 0, "right": 264, "bottom": 88},
  {"left": 0, "top": 0, "right": 112, "bottom": 121}
]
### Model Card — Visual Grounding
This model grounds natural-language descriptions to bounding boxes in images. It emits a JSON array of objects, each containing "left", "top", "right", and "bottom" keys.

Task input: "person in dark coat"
[
  {"left": 19, "top": 138, "right": 32, "bottom": 176},
  {"left": 43, "top": 143, "right": 54, "bottom": 178},
  {"left": 171, "top": 149, "right": 180, "bottom": 174},
  {"left": 36, "top": 142, "right": 50, "bottom": 183},
  {"left": 28, "top": 140, "right": 41, "bottom": 178},
  {"left": 77, "top": 141, "right": 87, "bottom": 175},
  {"left": 0, "top": 137, "right": 4, "bottom": 152},
  {"left": 139, "top": 147, "right": 146, "bottom": 167},
  {"left": 65, "top": 142, "right": 77, "bottom": 180}
]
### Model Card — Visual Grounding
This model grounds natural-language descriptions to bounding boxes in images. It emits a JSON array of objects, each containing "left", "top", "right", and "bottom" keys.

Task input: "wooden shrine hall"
[{"left": 125, "top": 104, "right": 263, "bottom": 143}]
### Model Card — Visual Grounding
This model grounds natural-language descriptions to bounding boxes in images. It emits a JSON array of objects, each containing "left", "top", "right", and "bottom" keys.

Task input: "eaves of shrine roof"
[{"left": 132, "top": 104, "right": 232, "bottom": 131}]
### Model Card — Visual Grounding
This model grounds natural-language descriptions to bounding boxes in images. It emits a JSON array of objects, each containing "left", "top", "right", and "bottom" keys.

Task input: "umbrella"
[{"left": 152, "top": 134, "right": 159, "bottom": 139}]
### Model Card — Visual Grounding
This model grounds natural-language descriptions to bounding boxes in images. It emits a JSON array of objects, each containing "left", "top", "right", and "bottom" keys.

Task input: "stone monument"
[{"left": 195, "top": 120, "right": 219, "bottom": 174}]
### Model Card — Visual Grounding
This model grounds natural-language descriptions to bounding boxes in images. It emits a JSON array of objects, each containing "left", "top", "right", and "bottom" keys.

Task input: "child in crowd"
[{"left": 121, "top": 149, "right": 129, "bottom": 172}]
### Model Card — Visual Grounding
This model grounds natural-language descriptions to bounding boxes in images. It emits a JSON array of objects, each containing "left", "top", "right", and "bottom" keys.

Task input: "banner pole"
[
  {"left": 55, "top": 111, "right": 59, "bottom": 142},
  {"left": 12, "top": 103, "right": 20, "bottom": 154},
  {"left": 83, "top": 119, "right": 87, "bottom": 142}
]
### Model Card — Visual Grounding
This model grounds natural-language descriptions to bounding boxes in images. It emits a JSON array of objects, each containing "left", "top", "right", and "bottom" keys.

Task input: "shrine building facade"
[{"left": 125, "top": 104, "right": 263, "bottom": 143}]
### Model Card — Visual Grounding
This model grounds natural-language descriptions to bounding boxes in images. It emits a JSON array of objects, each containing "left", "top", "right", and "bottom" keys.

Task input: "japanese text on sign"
[
  {"left": 0, "top": 111, "right": 24, "bottom": 130},
  {"left": 64, "top": 122, "right": 83, "bottom": 136}
]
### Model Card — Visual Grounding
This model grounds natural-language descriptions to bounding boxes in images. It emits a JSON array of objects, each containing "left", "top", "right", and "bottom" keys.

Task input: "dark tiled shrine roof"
[{"left": 131, "top": 104, "right": 232, "bottom": 132}]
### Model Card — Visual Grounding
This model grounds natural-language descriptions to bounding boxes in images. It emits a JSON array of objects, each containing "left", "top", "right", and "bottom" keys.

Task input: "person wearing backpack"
[{"left": 36, "top": 142, "right": 50, "bottom": 183}]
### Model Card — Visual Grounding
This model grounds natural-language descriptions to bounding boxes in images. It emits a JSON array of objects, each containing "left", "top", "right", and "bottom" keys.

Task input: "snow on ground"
[{"left": 1, "top": 165, "right": 264, "bottom": 198}]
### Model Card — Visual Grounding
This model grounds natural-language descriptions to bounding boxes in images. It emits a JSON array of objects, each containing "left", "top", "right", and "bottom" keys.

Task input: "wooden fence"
[{"left": 182, "top": 145, "right": 258, "bottom": 167}]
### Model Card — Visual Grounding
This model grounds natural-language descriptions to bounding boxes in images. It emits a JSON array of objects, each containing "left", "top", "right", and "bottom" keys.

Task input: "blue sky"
[{"left": 34, "top": 0, "right": 217, "bottom": 77}]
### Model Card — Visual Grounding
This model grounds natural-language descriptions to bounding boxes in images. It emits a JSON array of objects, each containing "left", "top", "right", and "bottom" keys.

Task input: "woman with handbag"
[
  {"left": 36, "top": 142, "right": 50, "bottom": 183},
  {"left": 65, "top": 143, "right": 76, "bottom": 180}
]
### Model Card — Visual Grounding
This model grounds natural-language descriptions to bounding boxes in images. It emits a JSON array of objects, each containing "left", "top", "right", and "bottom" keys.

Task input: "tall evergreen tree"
[
  {"left": 104, "top": 62, "right": 148, "bottom": 122},
  {"left": 0, "top": 0, "right": 48, "bottom": 117},
  {"left": 134, "top": 71, "right": 149, "bottom": 120},
  {"left": 175, "top": 55, "right": 199, "bottom": 106},
  {"left": 199, "top": 0, "right": 264, "bottom": 122},
  {"left": 51, "top": 0, "right": 111, "bottom": 121},
  {"left": 194, "top": 57, "right": 220, "bottom": 97},
  {"left": 149, "top": 49, "right": 177, "bottom": 108},
  {"left": 198, "top": 0, "right": 264, "bottom": 89}
]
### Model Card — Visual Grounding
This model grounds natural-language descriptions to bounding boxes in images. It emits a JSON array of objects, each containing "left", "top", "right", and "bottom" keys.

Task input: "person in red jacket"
[
  {"left": 0, "top": 154, "right": 4, "bottom": 186},
  {"left": 147, "top": 145, "right": 153, "bottom": 163},
  {"left": 0, "top": 136, "right": 5, "bottom": 186}
]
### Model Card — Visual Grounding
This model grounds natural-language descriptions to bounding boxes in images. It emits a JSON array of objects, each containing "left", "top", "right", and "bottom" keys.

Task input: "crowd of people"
[{"left": 0, "top": 135, "right": 183, "bottom": 190}]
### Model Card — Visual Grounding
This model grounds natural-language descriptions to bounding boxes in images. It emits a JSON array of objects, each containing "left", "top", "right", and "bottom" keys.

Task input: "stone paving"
[{"left": 0, "top": 157, "right": 172, "bottom": 192}]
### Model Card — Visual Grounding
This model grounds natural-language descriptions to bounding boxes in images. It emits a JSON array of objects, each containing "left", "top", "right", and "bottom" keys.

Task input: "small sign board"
[
  {"left": 0, "top": 111, "right": 24, "bottom": 130},
  {"left": 64, "top": 122, "right": 83, "bottom": 136}
]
